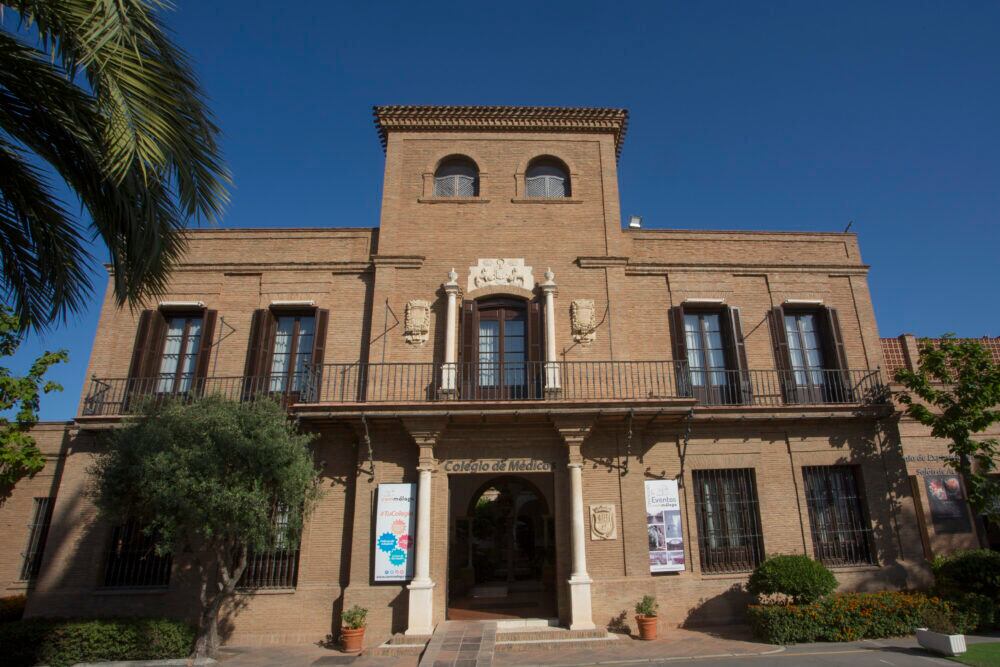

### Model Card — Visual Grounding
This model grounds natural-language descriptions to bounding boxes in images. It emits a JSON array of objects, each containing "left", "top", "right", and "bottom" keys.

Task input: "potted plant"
[
  {"left": 634, "top": 595, "right": 659, "bottom": 640},
  {"left": 340, "top": 605, "right": 368, "bottom": 653},
  {"left": 916, "top": 607, "right": 966, "bottom": 657}
]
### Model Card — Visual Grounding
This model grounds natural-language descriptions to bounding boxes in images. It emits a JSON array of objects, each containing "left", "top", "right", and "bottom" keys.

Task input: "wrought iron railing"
[{"left": 81, "top": 363, "right": 887, "bottom": 416}]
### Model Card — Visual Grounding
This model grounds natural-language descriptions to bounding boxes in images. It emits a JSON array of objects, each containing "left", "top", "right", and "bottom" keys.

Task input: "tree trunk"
[{"left": 193, "top": 543, "right": 248, "bottom": 659}]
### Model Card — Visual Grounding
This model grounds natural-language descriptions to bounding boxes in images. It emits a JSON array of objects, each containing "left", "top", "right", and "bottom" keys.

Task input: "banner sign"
[
  {"left": 924, "top": 475, "right": 972, "bottom": 534},
  {"left": 374, "top": 483, "right": 416, "bottom": 581},
  {"left": 645, "top": 479, "right": 685, "bottom": 572}
]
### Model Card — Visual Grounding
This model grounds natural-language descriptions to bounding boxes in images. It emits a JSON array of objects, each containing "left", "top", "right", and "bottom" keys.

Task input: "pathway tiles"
[{"left": 419, "top": 620, "right": 497, "bottom": 667}]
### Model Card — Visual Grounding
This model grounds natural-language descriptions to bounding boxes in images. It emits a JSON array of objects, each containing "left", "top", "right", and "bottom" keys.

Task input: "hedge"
[
  {"left": 747, "top": 591, "right": 954, "bottom": 644},
  {"left": 0, "top": 594, "right": 27, "bottom": 622},
  {"left": 0, "top": 617, "right": 195, "bottom": 667},
  {"left": 747, "top": 554, "right": 838, "bottom": 604}
]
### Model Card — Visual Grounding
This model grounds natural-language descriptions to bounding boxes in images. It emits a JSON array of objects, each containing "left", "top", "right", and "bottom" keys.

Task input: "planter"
[
  {"left": 916, "top": 628, "right": 966, "bottom": 656},
  {"left": 341, "top": 626, "right": 366, "bottom": 653},
  {"left": 635, "top": 614, "right": 658, "bottom": 641}
]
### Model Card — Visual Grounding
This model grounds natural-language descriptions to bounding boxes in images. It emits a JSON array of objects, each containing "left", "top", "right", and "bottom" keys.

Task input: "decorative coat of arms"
[
  {"left": 590, "top": 504, "right": 617, "bottom": 540},
  {"left": 571, "top": 299, "right": 597, "bottom": 345},
  {"left": 467, "top": 258, "right": 534, "bottom": 292},
  {"left": 404, "top": 299, "right": 431, "bottom": 345}
]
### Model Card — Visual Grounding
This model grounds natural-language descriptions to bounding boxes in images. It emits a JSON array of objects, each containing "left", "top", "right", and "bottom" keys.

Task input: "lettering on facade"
[
  {"left": 589, "top": 504, "right": 617, "bottom": 540},
  {"left": 903, "top": 454, "right": 952, "bottom": 463},
  {"left": 442, "top": 459, "right": 553, "bottom": 474}
]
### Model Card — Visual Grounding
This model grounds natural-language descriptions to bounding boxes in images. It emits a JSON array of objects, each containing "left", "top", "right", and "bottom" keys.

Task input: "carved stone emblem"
[
  {"left": 404, "top": 299, "right": 431, "bottom": 345},
  {"left": 590, "top": 504, "right": 617, "bottom": 540},
  {"left": 467, "top": 258, "right": 534, "bottom": 292},
  {"left": 571, "top": 299, "right": 597, "bottom": 345}
]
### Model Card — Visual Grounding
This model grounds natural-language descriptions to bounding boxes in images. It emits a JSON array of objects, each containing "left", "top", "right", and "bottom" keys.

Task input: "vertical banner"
[
  {"left": 924, "top": 475, "right": 972, "bottom": 534},
  {"left": 645, "top": 479, "right": 685, "bottom": 572},
  {"left": 374, "top": 483, "right": 417, "bottom": 581}
]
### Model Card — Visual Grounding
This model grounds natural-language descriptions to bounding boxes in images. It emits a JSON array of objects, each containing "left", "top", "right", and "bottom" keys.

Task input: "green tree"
[
  {"left": 90, "top": 397, "right": 321, "bottom": 658},
  {"left": 895, "top": 335, "right": 1000, "bottom": 534},
  {"left": 1, "top": 1, "right": 229, "bottom": 330},
  {"left": 0, "top": 305, "right": 67, "bottom": 489}
]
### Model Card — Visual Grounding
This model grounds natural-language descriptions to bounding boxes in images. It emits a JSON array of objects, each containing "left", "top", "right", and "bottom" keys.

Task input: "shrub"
[
  {"left": 947, "top": 592, "right": 997, "bottom": 633},
  {"left": 747, "top": 591, "right": 952, "bottom": 644},
  {"left": 0, "top": 595, "right": 27, "bottom": 622},
  {"left": 0, "top": 617, "right": 195, "bottom": 667},
  {"left": 747, "top": 554, "right": 838, "bottom": 604},
  {"left": 932, "top": 549, "right": 1000, "bottom": 602},
  {"left": 635, "top": 595, "right": 658, "bottom": 617}
]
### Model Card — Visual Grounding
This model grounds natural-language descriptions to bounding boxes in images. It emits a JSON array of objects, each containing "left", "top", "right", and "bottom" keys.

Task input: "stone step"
[
  {"left": 496, "top": 632, "right": 620, "bottom": 653},
  {"left": 366, "top": 634, "right": 431, "bottom": 657},
  {"left": 497, "top": 627, "right": 610, "bottom": 641}
]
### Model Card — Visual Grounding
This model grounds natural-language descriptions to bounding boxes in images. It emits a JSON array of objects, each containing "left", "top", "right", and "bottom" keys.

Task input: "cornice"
[
  {"left": 576, "top": 256, "right": 630, "bottom": 268},
  {"left": 624, "top": 262, "right": 870, "bottom": 276},
  {"left": 371, "top": 254, "right": 425, "bottom": 269},
  {"left": 373, "top": 105, "right": 629, "bottom": 158}
]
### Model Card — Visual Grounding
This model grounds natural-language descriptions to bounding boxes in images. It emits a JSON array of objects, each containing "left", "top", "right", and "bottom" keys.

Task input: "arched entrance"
[{"left": 448, "top": 475, "right": 556, "bottom": 620}]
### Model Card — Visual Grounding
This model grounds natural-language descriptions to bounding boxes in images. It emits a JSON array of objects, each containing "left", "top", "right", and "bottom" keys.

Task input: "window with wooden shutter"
[
  {"left": 527, "top": 301, "right": 544, "bottom": 398},
  {"left": 459, "top": 300, "right": 478, "bottom": 399},
  {"left": 721, "top": 306, "right": 750, "bottom": 405},
  {"left": 668, "top": 306, "right": 691, "bottom": 397},
  {"left": 267, "top": 310, "right": 318, "bottom": 396},
  {"left": 243, "top": 309, "right": 273, "bottom": 399}
]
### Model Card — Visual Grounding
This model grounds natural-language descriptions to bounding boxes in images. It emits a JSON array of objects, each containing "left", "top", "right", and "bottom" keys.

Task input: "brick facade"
[{"left": 0, "top": 106, "right": 989, "bottom": 647}]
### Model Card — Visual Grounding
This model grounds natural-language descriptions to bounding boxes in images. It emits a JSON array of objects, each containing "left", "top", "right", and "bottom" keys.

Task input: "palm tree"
[{"left": 0, "top": 1, "right": 229, "bottom": 329}]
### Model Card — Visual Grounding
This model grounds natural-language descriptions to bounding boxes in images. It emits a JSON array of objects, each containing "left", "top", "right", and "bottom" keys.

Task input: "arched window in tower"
[
  {"left": 434, "top": 156, "right": 479, "bottom": 197},
  {"left": 525, "top": 157, "right": 570, "bottom": 198}
]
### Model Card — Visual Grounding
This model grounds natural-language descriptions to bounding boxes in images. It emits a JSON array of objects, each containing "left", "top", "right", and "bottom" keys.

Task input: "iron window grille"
[
  {"left": 238, "top": 505, "right": 300, "bottom": 589},
  {"left": 803, "top": 465, "right": 876, "bottom": 566},
  {"left": 19, "top": 497, "right": 54, "bottom": 581},
  {"left": 102, "top": 519, "right": 172, "bottom": 588},
  {"left": 692, "top": 469, "right": 765, "bottom": 573}
]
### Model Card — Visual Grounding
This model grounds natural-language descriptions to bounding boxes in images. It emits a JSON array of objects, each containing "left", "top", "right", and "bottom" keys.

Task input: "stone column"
[
  {"left": 553, "top": 417, "right": 595, "bottom": 631},
  {"left": 403, "top": 419, "right": 446, "bottom": 636},
  {"left": 540, "top": 269, "right": 561, "bottom": 393},
  {"left": 442, "top": 269, "right": 461, "bottom": 393}
]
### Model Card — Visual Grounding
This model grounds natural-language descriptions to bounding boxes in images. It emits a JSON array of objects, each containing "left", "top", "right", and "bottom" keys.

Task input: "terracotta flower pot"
[
  {"left": 635, "top": 614, "right": 658, "bottom": 641},
  {"left": 341, "top": 626, "right": 366, "bottom": 653}
]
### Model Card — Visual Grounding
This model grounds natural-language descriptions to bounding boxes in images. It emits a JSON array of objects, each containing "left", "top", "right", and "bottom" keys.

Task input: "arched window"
[
  {"left": 434, "top": 156, "right": 479, "bottom": 197},
  {"left": 525, "top": 158, "right": 570, "bottom": 198}
]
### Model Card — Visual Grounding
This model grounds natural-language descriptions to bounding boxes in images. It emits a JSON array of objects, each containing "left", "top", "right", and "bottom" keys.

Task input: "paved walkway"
[{"left": 419, "top": 620, "right": 497, "bottom": 667}]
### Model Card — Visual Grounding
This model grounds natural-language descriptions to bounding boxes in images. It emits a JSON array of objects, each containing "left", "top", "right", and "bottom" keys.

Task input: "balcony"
[{"left": 81, "top": 363, "right": 887, "bottom": 418}]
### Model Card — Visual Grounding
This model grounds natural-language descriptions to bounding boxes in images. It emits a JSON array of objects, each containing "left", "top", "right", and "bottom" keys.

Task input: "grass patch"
[{"left": 950, "top": 642, "right": 1000, "bottom": 667}]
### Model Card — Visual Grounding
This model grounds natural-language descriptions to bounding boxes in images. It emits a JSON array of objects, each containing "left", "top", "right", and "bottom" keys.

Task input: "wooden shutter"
[
  {"left": 668, "top": 305, "right": 688, "bottom": 396},
  {"left": 459, "top": 300, "right": 478, "bottom": 398},
  {"left": 767, "top": 306, "right": 793, "bottom": 402},
  {"left": 722, "top": 306, "right": 750, "bottom": 404},
  {"left": 193, "top": 310, "right": 217, "bottom": 384},
  {"left": 819, "top": 307, "right": 849, "bottom": 371},
  {"left": 244, "top": 309, "right": 267, "bottom": 378},
  {"left": 527, "top": 301, "right": 544, "bottom": 363},
  {"left": 127, "top": 310, "right": 155, "bottom": 380},
  {"left": 312, "top": 309, "right": 330, "bottom": 367}
]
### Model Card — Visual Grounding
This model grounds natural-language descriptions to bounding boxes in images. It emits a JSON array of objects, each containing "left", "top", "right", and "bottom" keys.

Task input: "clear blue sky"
[{"left": 10, "top": 1, "right": 1000, "bottom": 420}]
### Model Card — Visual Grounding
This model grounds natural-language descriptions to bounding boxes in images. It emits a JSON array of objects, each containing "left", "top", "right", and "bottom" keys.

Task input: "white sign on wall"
[
  {"left": 373, "top": 483, "right": 416, "bottom": 582},
  {"left": 644, "top": 479, "right": 686, "bottom": 573}
]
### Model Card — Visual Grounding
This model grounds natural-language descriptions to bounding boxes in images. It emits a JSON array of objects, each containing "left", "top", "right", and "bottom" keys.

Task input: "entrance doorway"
[{"left": 447, "top": 474, "right": 556, "bottom": 620}]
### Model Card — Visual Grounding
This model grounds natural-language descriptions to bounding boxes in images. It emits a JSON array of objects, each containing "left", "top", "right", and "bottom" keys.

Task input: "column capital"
[
  {"left": 443, "top": 268, "right": 462, "bottom": 296},
  {"left": 540, "top": 267, "right": 558, "bottom": 295},
  {"left": 551, "top": 415, "right": 595, "bottom": 446},
  {"left": 402, "top": 417, "right": 447, "bottom": 470}
]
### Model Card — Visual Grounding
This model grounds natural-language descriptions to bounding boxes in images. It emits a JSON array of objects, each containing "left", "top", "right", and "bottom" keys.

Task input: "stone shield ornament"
[
  {"left": 590, "top": 504, "right": 617, "bottom": 540},
  {"left": 571, "top": 299, "right": 597, "bottom": 344},
  {"left": 404, "top": 299, "right": 431, "bottom": 345}
]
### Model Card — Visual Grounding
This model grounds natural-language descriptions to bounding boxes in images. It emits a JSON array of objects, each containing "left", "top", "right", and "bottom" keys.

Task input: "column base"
[
  {"left": 405, "top": 579, "right": 436, "bottom": 636},
  {"left": 567, "top": 575, "right": 595, "bottom": 631}
]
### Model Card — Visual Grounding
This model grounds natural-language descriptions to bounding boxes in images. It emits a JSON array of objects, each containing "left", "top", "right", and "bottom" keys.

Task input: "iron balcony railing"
[{"left": 81, "top": 363, "right": 887, "bottom": 416}]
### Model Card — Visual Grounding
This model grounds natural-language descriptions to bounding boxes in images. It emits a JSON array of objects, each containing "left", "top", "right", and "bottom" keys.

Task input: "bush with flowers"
[{"left": 747, "top": 591, "right": 958, "bottom": 644}]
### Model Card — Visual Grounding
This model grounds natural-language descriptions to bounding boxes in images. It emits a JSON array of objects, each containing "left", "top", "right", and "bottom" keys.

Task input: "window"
[
  {"left": 692, "top": 469, "right": 764, "bottom": 573},
  {"left": 459, "top": 299, "right": 543, "bottom": 400},
  {"left": 239, "top": 505, "right": 300, "bottom": 589},
  {"left": 103, "top": 519, "right": 172, "bottom": 587},
  {"left": 434, "top": 157, "right": 479, "bottom": 197},
  {"left": 784, "top": 313, "right": 825, "bottom": 387},
  {"left": 770, "top": 306, "right": 850, "bottom": 404},
  {"left": 20, "top": 497, "right": 54, "bottom": 581},
  {"left": 269, "top": 314, "right": 315, "bottom": 393},
  {"left": 525, "top": 158, "right": 570, "bottom": 198},
  {"left": 670, "top": 306, "right": 749, "bottom": 405},
  {"left": 803, "top": 466, "right": 875, "bottom": 566},
  {"left": 156, "top": 314, "right": 203, "bottom": 393}
]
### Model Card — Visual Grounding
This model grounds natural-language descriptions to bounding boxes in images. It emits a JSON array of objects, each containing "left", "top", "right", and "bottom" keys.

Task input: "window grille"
[
  {"left": 803, "top": 465, "right": 875, "bottom": 566},
  {"left": 525, "top": 160, "right": 569, "bottom": 198},
  {"left": 20, "top": 497, "right": 54, "bottom": 581},
  {"left": 102, "top": 520, "right": 172, "bottom": 587},
  {"left": 692, "top": 469, "right": 764, "bottom": 573},
  {"left": 434, "top": 158, "right": 479, "bottom": 197},
  {"left": 238, "top": 505, "right": 300, "bottom": 589}
]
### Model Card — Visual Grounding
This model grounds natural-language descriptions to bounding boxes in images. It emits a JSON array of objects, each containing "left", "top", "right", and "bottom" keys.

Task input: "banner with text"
[
  {"left": 924, "top": 475, "right": 972, "bottom": 534},
  {"left": 645, "top": 479, "right": 685, "bottom": 573},
  {"left": 374, "top": 483, "right": 416, "bottom": 582}
]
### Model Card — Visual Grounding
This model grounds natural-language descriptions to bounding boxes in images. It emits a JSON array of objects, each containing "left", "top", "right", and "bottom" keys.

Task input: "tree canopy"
[
  {"left": 1, "top": 1, "right": 229, "bottom": 330},
  {"left": 895, "top": 335, "right": 1000, "bottom": 522},
  {"left": 91, "top": 396, "right": 320, "bottom": 657}
]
